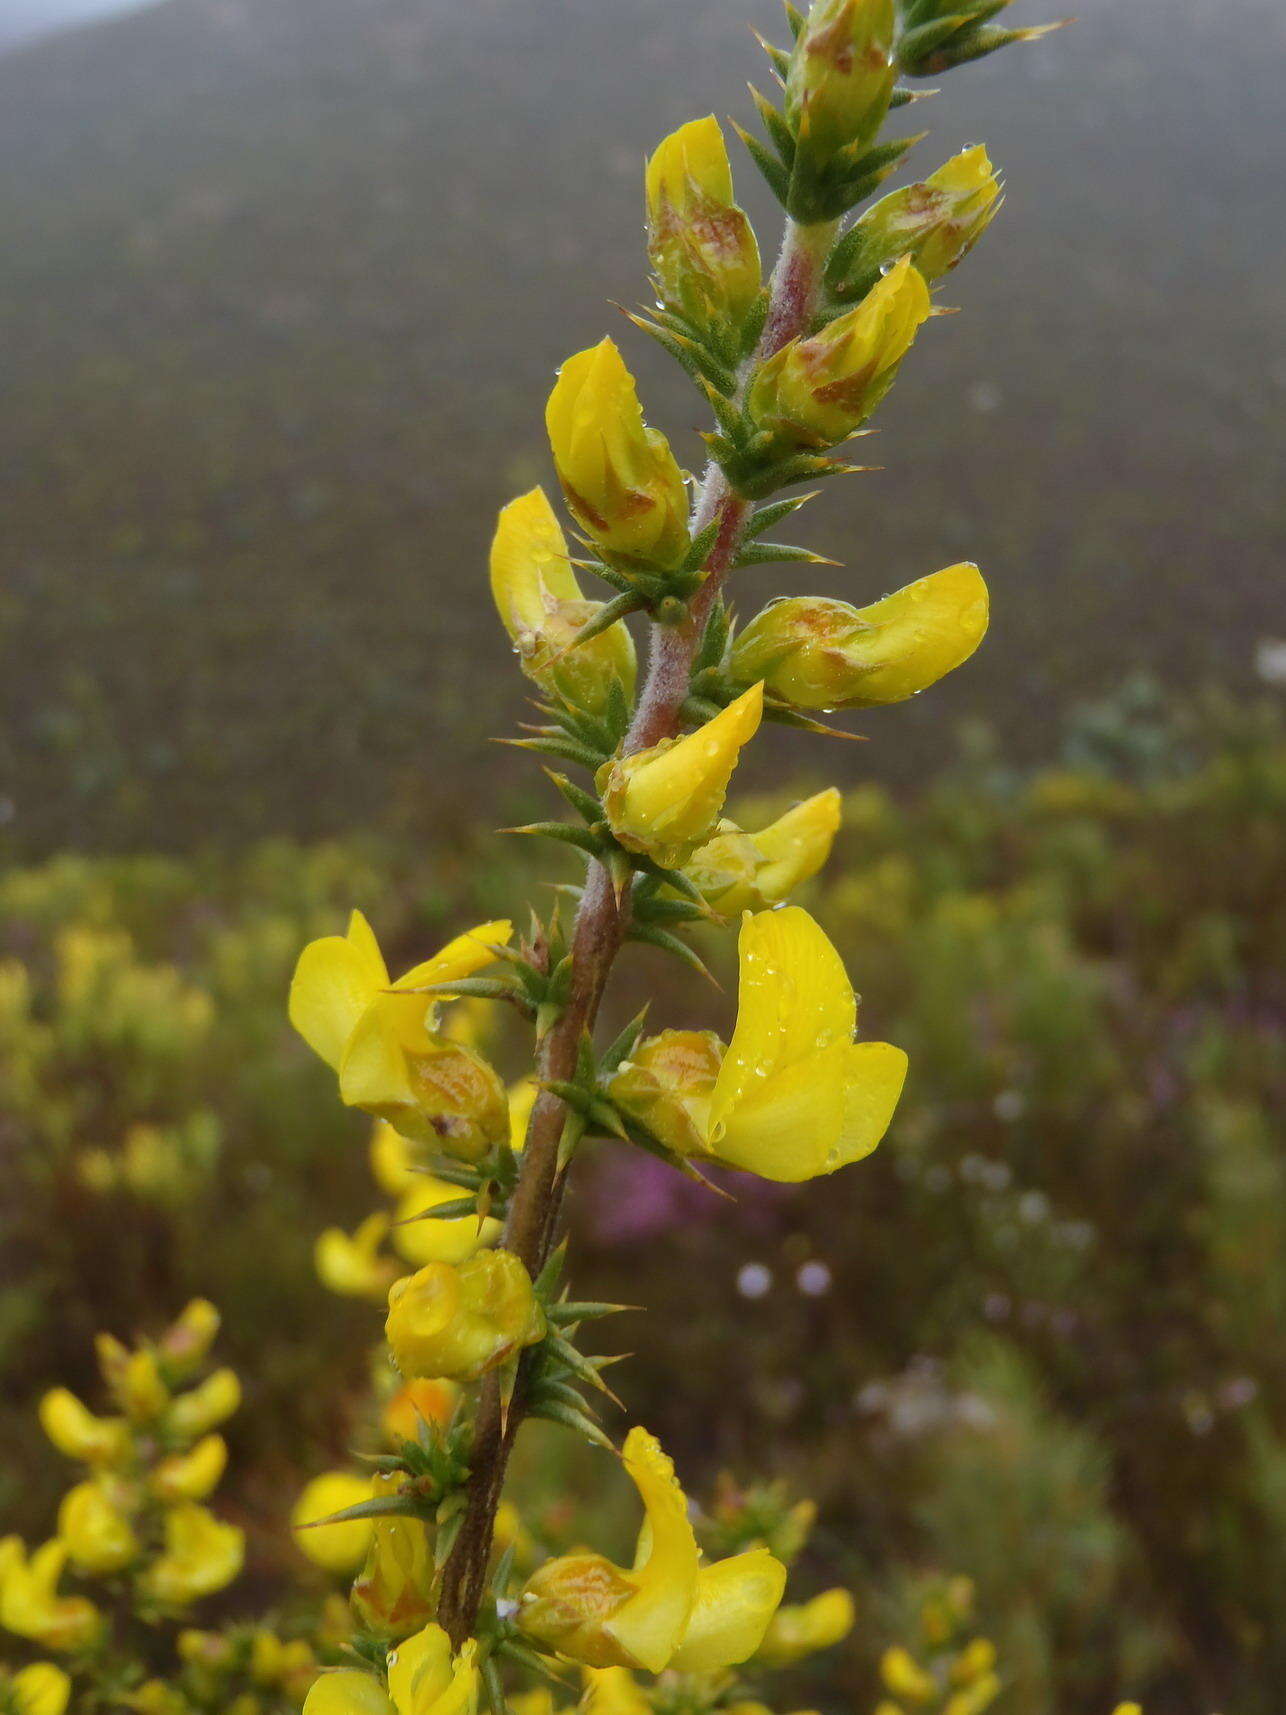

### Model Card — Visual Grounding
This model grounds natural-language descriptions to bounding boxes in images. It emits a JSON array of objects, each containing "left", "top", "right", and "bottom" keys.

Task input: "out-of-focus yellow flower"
[
  {"left": 942, "top": 1674, "right": 1001, "bottom": 1715},
  {"left": 292, "top": 1473, "right": 375, "bottom": 1575},
  {"left": 57, "top": 1479, "right": 140, "bottom": 1574},
  {"left": 140, "top": 1503, "right": 244, "bottom": 1608},
  {"left": 167, "top": 1368, "right": 241, "bottom": 1440},
  {"left": 755, "top": 1586, "right": 855, "bottom": 1666},
  {"left": 152, "top": 1434, "right": 228, "bottom": 1503},
  {"left": 545, "top": 339, "right": 690, "bottom": 570},
  {"left": 1109, "top": 1706, "right": 1143, "bottom": 1715},
  {"left": 304, "top": 1671, "right": 396, "bottom": 1715},
  {"left": 609, "top": 1031, "right": 724, "bottom": 1157},
  {"left": 508, "top": 1078, "right": 538, "bottom": 1149},
  {"left": 582, "top": 1669, "right": 650, "bottom": 1715},
  {"left": 747, "top": 258, "right": 930, "bottom": 450},
  {"left": 731, "top": 566, "right": 989, "bottom": 710},
  {"left": 350, "top": 1476, "right": 437, "bottom": 1640},
  {"left": 785, "top": 0, "right": 896, "bottom": 161},
  {"left": 490, "top": 488, "right": 636, "bottom": 716},
  {"left": 96, "top": 1340, "right": 169, "bottom": 1423},
  {"left": 386, "top": 1622, "right": 478, "bottom": 1715},
  {"left": 598, "top": 684, "right": 764, "bottom": 868},
  {"left": 680, "top": 788, "right": 842, "bottom": 913},
  {"left": 645, "top": 117, "right": 761, "bottom": 342},
  {"left": 37, "top": 1389, "right": 129, "bottom": 1467},
  {"left": 371, "top": 1121, "right": 416, "bottom": 1194},
  {"left": 880, "top": 1644, "right": 937, "bottom": 1703},
  {"left": 8, "top": 1663, "right": 72, "bottom": 1715},
  {"left": 316, "top": 1213, "right": 400, "bottom": 1302},
  {"left": 158, "top": 1299, "right": 221, "bottom": 1374},
  {"left": 289, "top": 913, "right": 512, "bottom": 1158},
  {"left": 950, "top": 1638, "right": 997, "bottom": 1684},
  {"left": 392, "top": 1178, "right": 501, "bottom": 1269},
  {"left": 520, "top": 1427, "right": 784, "bottom": 1673},
  {"left": 707, "top": 907, "right": 907, "bottom": 1181},
  {"left": 382, "top": 1379, "right": 459, "bottom": 1446},
  {"left": 385, "top": 1251, "right": 545, "bottom": 1384},
  {"left": 0, "top": 1540, "right": 102, "bottom": 1653},
  {"left": 840, "top": 146, "right": 1001, "bottom": 293},
  {"left": 250, "top": 1630, "right": 317, "bottom": 1699}
]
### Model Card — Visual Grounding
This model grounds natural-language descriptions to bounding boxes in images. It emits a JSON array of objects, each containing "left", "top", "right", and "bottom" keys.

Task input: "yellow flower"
[
  {"left": 730, "top": 566, "right": 989, "bottom": 709},
  {"left": 545, "top": 339, "right": 690, "bottom": 570},
  {"left": 316, "top": 1213, "right": 401, "bottom": 1302},
  {"left": 839, "top": 146, "right": 1001, "bottom": 296},
  {"left": 140, "top": 1503, "right": 244, "bottom": 1608},
  {"left": 597, "top": 683, "right": 764, "bottom": 868},
  {"left": 706, "top": 908, "right": 907, "bottom": 1181},
  {"left": 880, "top": 1645, "right": 937, "bottom": 1703},
  {"left": 0, "top": 1540, "right": 102, "bottom": 1653},
  {"left": 37, "top": 1388, "right": 130, "bottom": 1467},
  {"left": 950, "top": 1639, "right": 997, "bottom": 1685},
  {"left": 304, "top": 1672, "right": 397, "bottom": 1715},
  {"left": 167, "top": 1368, "right": 241, "bottom": 1440},
  {"left": 747, "top": 258, "right": 930, "bottom": 450},
  {"left": 382, "top": 1379, "right": 459, "bottom": 1446},
  {"left": 158, "top": 1299, "right": 222, "bottom": 1373},
  {"left": 95, "top": 1342, "right": 168, "bottom": 1423},
  {"left": 371, "top": 1120, "right": 417, "bottom": 1193},
  {"left": 392, "top": 1177, "right": 501, "bottom": 1269},
  {"left": 645, "top": 117, "right": 761, "bottom": 342},
  {"left": 490, "top": 487, "right": 636, "bottom": 716},
  {"left": 608, "top": 1031, "right": 724, "bottom": 1157},
  {"left": 520, "top": 1426, "right": 784, "bottom": 1673},
  {"left": 680, "top": 789, "right": 842, "bottom": 913},
  {"left": 292, "top": 1473, "right": 375, "bottom": 1575},
  {"left": 385, "top": 1251, "right": 545, "bottom": 1383},
  {"left": 289, "top": 912, "right": 513, "bottom": 1158},
  {"left": 386, "top": 1622, "right": 478, "bottom": 1715},
  {"left": 152, "top": 1434, "right": 229, "bottom": 1503},
  {"left": 57, "top": 1479, "right": 140, "bottom": 1574},
  {"left": 9, "top": 1663, "right": 72, "bottom": 1715},
  {"left": 1110, "top": 1707, "right": 1143, "bottom": 1715},
  {"left": 350, "top": 1476, "right": 437, "bottom": 1640},
  {"left": 755, "top": 1587, "right": 855, "bottom": 1666},
  {"left": 942, "top": 1676, "right": 1001, "bottom": 1715},
  {"left": 582, "top": 1669, "right": 650, "bottom": 1715},
  {"left": 785, "top": 0, "right": 896, "bottom": 162}
]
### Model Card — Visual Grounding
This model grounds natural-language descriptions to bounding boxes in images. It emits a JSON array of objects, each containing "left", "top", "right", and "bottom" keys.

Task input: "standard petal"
[
  {"left": 668, "top": 1548, "right": 787, "bottom": 1673},
  {"left": 289, "top": 936, "right": 382, "bottom": 1071},
  {"left": 603, "top": 1428, "right": 700, "bottom": 1673},
  {"left": 346, "top": 910, "right": 391, "bottom": 986}
]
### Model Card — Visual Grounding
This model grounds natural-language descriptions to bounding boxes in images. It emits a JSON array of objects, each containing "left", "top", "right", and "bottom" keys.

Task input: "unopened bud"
[
  {"left": 646, "top": 117, "right": 761, "bottom": 345},
  {"left": 151, "top": 1434, "right": 228, "bottom": 1503},
  {"left": 157, "top": 1300, "right": 221, "bottom": 1376},
  {"left": 167, "top": 1368, "right": 242, "bottom": 1441},
  {"left": 546, "top": 339, "right": 690, "bottom": 570},
  {"left": 385, "top": 1250, "right": 545, "bottom": 1384},
  {"left": 829, "top": 146, "right": 1001, "bottom": 301},
  {"left": 609, "top": 1030, "right": 724, "bottom": 1157},
  {"left": 786, "top": 0, "right": 896, "bottom": 164},
  {"left": 755, "top": 1587, "right": 855, "bottom": 1667},
  {"left": 747, "top": 258, "right": 930, "bottom": 450},
  {"left": 731, "top": 565, "right": 988, "bottom": 709},
  {"left": 350, "top": 1474, "right": 437, "bottom": 1640}
]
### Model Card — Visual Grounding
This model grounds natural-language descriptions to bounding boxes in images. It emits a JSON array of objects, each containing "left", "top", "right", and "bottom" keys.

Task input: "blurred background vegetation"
[{"left": 1, "top": 1, "right": 1283, "bottom": 1712}]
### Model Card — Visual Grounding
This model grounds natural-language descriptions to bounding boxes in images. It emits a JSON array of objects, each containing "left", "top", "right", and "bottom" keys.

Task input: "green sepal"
[
  {"left": 501, "top": 733, "right": 606, "bottom": 772},
  {"left": 392, "top": 1195, "right": 482, "bottom": 1226},
  {"left": 504, "top": 820, "right": 604, "bottom": 856},
  {"left": 627, "top": 923, "right": 719, "bottom": 985},
  {"left": 735, "top": 540, "right": 836, "bottom": 568},
  {"left": 597, "top": 1006, "right": 650, "bottom": 1074},
  {"left": 544, "top": 770, "right": 603, "bottom": 826},
  {"left": 732, "top": 119, "right": 791, "bottom": 205},
  {"left": 526, "top": 1395, "right": 617, "bottom": 1453},
  {"left": 748, "top": 84, "right": 796, "bottom": 168},
  {"left": 742, "top": 491, "right": 818, "bottom": 540}
]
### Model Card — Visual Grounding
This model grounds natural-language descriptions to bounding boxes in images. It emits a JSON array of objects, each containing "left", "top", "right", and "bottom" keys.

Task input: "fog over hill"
[{"left": 1, "top": 0, "right": 1283, "bottom": 847}]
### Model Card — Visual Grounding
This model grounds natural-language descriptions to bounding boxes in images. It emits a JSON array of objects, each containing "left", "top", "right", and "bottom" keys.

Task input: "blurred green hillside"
[
  {"left": 2, "top": 0, "right": 1283, "bottom": 849},
  {"left": 2, "top": 689, "right": 1282, "bottom": 1713}
]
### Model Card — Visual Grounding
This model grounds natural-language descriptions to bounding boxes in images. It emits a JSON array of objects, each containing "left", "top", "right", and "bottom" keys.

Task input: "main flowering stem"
[{"left": 437, "top": 216, "right": 835, "bottom": 1647}]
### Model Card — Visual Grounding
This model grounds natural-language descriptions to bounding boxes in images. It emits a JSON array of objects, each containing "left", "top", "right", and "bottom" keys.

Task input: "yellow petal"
[
  {"left": 289, "top": 920, "right": 385, "bottom": 1071},
  {"left": 604, "top": 1428, "right": 700, "bottom": 1672},
  {"left": 752, "top": 789, "right": 842, "bottom": 903},
  {"left": 490, "top": 489, "right": 580, "bottom": 639},
  {"left": 668, "top": 1548, "right": 786, "bottom": 1672},
  {"left": 831, "top": 1041, "right": 908, "bottom": 1168},
  {"left": 711, "top": 1043, "right": 850, "bottom": 1180},
  {"left": 395, "top": 921, "right": 513, "bottom": 992},
  {"left": 292, "top": 1474, "right": 374, "bottom": 1575},
  {"left": 338, "top": 994, "right": 426, "bottom": 1112},
  {"left": 393, "top": 1179, "right": 501, "bottom": 1267},
  {"left": 303, "top": 1669, "right": 396, "bottom": 1715},
  {"left": 11, "top": 1665, "right": 71, "bottom": 1715}
]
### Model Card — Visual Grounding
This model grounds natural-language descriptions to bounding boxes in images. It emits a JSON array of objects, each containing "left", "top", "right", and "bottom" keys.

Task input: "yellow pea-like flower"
[
  {"left": 289, "top": 912, "right": 513, "bottom": 1159},
  {"left": 707, "top": 908, "right": 907, "bottom": 1181},
  {"left": 98, "top": 1344, "right": 169, "bottom": 1423},
  {"left": 385, "top": 1250, "right": 545, "bottom": 1384},
  {"left": 582, "top": 1669, "right": 650, "bottom": 1715},
  {"left": 785, "top": 0, "right": 896, "bottom": 162},
  {"left": 167, "top": 1368, "right": 241, "bottom": 1440},
  {"left": 57, "top": 1479, "right": 140, "bottom": 1574},
  {"left": 152, "top": 1434, "right": 229, "bottom": 1503},
  {"left": 385, "top": 1622, "right": 478, "bottom": 1715},
  {"left": 350, "top": 1475, "right": 437, "bottom": 1640},
  {"left": 843, "top": 146, "right": 1002, "bottom": 293},
  {"left": 755, "top": 1586, "right": 855, "bottom": 1666},
  {"left": 304, "top": 1671, "right": 396, "bottom": 1715},
  {"left": 681, "top": 788, "right": 842, "bottom": 913},
  {"left": 315, "top": 1213, "right": 400, "bottom": 1303},
  {"left": 880, "top": 1644, "right": 937, "bottom": 1703},
  {"left": 730, "top": 566, "right": 989, "bottom": 710},
  {"left": 140, "top": 1503, "right": 244, "bottom": 1608},
  {"left": 942, "top": 1675, "right": 1002, "bottom": 1715},
  {"left": 747, "top": 258, "right": 930, "bottom": 451},
  {"left": 382, "top": 1378, "right": 459, "bottom": 1446},
  {"left": 8, "top": 1663, "right": 72, "bottom": 1715},
  {"left": 646, "top": 117, "right": 761, "bottom": 343},
  {"left": 608, "top": 1030, "right": 724, "bottom": 1158},
  {"left": 597, "top": 683, "right": 764, "bottom": 868},
  {"left": 546, "top": 339, "right": 690, "bottom": 570},
  {"left": 292, "top": 1473, "right": 374, "bottom": 1575},
  {"left": 490, "top": 488, "right": 636, "bottom": 717},
  {"left": 1110, "top": 1707, "right": 1143, "bottom": 1715},
  {"left": 158, "top": 1299, "right": 221, "bottom": 1374},
  {"left": 950, "top": 1638, "right": 997, "bottom": 1685},
  {"left": 37, "top": 1388, "right": 130, "bottom": 1467},
  {"left": 391, "top": 1177, "right": 501, "bottom": 1269},
  {"left": 520, "top": 1427, "right": 784, "bottom": 1673},
  {"left": 0, "top": 1540, "right": 102, "bottom": 1653}
]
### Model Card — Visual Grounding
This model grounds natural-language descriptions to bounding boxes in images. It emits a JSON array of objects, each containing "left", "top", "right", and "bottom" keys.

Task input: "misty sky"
[{"left": 0, "top": 0, "right": 152, "bottom": 49}]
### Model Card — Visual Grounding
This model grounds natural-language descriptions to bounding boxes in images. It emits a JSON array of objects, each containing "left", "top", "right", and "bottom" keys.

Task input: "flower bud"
[
  {"left": 151, "top": 1435, "right": 228, "bottom": 1503},
  {"left": 747, "top": 257, "right": 930, "bottom": 450},
  {"left": 139, "top": 1503, "right": 244, "bottom": 1609},
  {"left": 37, "top": 1389, "right": 130, "bottom": 1467},
  {"left": 880, "top": 1645, "right": 937, "bottom": 1703},
  {"left": 645, "top": 117, "right": 761, "bottom": 344},
  {"left": 545, "top": 339, "right": 690, "bottom": 569},
  {"left": 157, "top": 1300, "right": 221, "bottom": 1376},
  {"left": 731, "top": 565, "right": 989, "bottom": 709},
  {"left": 942, "top": 1677, "right": 1002, "bottom": 1715},
  {"left": 0, "top": 1541, "right": 103, "bottom": 1652},
  {"left": 7, "top": 1663, "right": 71, "bottom": 1715},
  {"left": 350, "top": 1476, "right": 437, "bottom": 1640},
  {"left": 490, "top": 488, "right": 636, "bottom": 717},
  {"left": 755, "top": 1587, "right": 855, "bottom": 1666},
  {"left": 785, "top": 0, "right": 896, "bottom": 162},
  {"left": 608, "top": 1030, "right": 724, "bottom": 1157},
  {"left": 315, "top": 1214, "right": 400, "bottom": 1303},
  {"left": 95, "top": 1340, "right": 169, "bottom": 1423},
  {"left": 597, "top": 683, "right": 763, "bottom": 868},
  {"left": 292, "top": 1473, "right": 374, "bottom": 1576},
  {"left": 57, "top": 1480, "right": 140, "bottom": 1575},
  {"left": 830, "top": 146, "right": 1001, "bottom": 301},
  {"left": 167, "top": 1368, "right": 242, "bottom": 1441},
  {"left": 385, "top": 1250, "right": 544, "bottom": 1384},
  {"left": 681, "top": 788, "right": 842, "bottom": 913}
]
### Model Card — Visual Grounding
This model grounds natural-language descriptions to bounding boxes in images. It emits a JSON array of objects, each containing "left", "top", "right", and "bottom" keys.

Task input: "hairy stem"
[{"left": 438, "top": 215, "right": 835, "bottom": 1647}]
